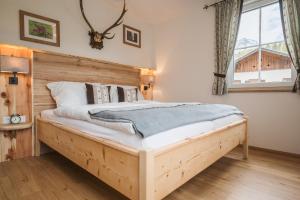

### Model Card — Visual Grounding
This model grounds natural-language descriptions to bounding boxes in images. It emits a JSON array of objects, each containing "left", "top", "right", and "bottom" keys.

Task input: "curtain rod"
[{"left": 203, "top": 0, "right": 226, "bottom": 10}]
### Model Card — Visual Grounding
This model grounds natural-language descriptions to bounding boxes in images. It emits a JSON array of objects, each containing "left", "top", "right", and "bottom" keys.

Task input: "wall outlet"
[{"left": 2, "top": 115, "right": 27, "bottom": 124}]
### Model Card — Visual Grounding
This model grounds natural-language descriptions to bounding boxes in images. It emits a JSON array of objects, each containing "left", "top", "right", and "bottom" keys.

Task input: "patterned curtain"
[
  {"left": 212, "top": 0, "right": 243, "bottom": 95},
  {"left": 279, "top": 0, "right": 300, "bottom": 93}
]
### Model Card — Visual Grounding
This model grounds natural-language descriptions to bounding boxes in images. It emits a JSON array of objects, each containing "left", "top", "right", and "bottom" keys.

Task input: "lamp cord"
[{"left": 12, "top": 85, "right": 16, "bottom": 115}]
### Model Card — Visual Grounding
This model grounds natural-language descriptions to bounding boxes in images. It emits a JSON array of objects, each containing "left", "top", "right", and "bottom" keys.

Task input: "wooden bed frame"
[{"left": 33, "top": 51, "right": 248, "bottom": 200}]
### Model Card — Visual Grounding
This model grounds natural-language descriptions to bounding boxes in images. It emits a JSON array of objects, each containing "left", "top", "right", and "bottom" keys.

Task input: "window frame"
[{"left": 227, "top": 0, "right": 297, "bottom": 91}]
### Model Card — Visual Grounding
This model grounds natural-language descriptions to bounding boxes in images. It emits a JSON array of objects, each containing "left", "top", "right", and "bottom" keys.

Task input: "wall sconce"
[
  {"left": 0, "top": 55, "right": 29, "bottom": 84},
  {"left": 141, "top": 75, "right": 155, "bottom": 91},
  {"left": 0, "top": 55, "right": 29, "bottom": 124}
]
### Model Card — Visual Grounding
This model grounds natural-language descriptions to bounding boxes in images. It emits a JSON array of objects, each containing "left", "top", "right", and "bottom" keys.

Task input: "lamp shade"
[
  {"left": 141, "top": 75, "right": 155, "bottom": 85},
  {"left": 0, "top": 55, "right": 29, "bottom": 74}
]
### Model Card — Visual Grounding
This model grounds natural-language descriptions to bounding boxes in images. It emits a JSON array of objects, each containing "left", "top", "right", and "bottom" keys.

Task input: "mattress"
[{"left": 41, "top": 109, "right": 244, "bottom": 150}]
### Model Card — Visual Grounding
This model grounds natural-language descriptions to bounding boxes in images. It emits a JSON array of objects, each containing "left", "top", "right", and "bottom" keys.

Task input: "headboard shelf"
[{"left": 33, "top": 51, "right": 142, "bottom": 116}]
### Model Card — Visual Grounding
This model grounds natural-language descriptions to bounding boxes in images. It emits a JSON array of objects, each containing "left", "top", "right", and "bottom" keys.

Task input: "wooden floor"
[{"left": 0, "top": 147, "right": 299, "bottom": 200}]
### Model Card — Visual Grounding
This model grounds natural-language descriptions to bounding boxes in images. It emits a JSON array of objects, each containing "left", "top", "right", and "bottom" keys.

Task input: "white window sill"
[{"left": 228, "top": 82, "right": 294, "bottom": 93}]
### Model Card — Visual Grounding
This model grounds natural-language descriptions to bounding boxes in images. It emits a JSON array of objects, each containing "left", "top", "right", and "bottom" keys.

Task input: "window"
[{"left": 229, "top": 1, "right": 296, "bottom": 88}]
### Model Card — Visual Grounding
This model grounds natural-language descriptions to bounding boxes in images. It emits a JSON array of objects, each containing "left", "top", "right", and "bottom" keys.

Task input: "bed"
[{"left": 33, "top": 51, "right": 248, "bottom": 200}]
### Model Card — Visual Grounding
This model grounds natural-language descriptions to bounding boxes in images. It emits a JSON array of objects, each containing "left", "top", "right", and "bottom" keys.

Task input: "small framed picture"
[
  {"left": 19, "top": 10, "right": 60, "bottom": 47},
  {"left": 123, "top": 25, "right": 141, "bottom": 48}
]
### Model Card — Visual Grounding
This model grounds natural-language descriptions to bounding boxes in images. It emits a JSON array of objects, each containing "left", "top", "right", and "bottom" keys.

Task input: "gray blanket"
[{"left": 89, "top": 104, "right": 243, "bottom": 138}]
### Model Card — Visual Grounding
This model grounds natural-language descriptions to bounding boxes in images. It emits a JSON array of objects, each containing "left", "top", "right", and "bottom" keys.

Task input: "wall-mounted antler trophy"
[{"left": 79, "top": 0, "right": 127, "bottom": 50}]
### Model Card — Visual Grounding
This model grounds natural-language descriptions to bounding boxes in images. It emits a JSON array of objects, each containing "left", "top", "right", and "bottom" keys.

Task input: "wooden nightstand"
[
  {"left": 0, "top": 122, "right": 33, "bottom": 162},
  {"left": 0, "top": 122, "right": 32, "bottom": 132}
]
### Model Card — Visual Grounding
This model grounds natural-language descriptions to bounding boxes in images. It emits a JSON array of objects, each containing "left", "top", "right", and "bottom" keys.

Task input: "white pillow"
[{"left": 47, "top": 82, "right": 87, "bottom": 107}]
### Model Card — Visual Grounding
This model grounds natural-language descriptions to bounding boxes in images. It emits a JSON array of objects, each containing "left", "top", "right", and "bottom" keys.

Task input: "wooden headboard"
[{"left": 32, "top": 51, "right": 141, "bottom": 116}]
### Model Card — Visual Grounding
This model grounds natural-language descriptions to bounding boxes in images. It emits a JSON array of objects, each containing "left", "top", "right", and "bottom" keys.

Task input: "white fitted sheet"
[{"left": 41, "top": 109, "right": 243, "bottom": 150}]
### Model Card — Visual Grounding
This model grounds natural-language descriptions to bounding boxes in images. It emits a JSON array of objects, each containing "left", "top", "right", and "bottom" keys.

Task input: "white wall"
[
  {"left": 153, "top": 0, "right": 300, "bottom": 154},
  {"left": 0, "top": 0, "right": 154, "bottom": 68}
]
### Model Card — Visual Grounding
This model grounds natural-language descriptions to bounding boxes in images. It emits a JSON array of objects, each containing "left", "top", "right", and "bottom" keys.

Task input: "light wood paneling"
[
  {"left": 0, "top": 133, "right": 16, "bottom": 161},
  {"left": 16, "top": 129, "right": 33, "bottom": 159},
  {"left": 153, "top": 120, "right": 247, "bottom": 200},
  {"left": 32, "top": 51, "right": 141, "bottom": 116},
  {"left": 37, "top": 117, "right": 139, "bottom": 200},
  {"left": 0, "top": 44, "right": 33, "bottom": 162}
]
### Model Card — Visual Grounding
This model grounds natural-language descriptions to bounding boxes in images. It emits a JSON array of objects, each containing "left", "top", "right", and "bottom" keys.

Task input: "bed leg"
[
  {"left": 243, "top": 138, "right": 248, "bottom": 160},
  {"left": 243, "top": 119, "right": 249, "bottom": 160},
  {"left": 34, "top": 117, "right": 41, "bottom": 157},
  {"left": 35, "top": 140, "right": 41, "bottom": 157},
  {"left": 139, "top": 150, "right": 154, "bottom": 200}
]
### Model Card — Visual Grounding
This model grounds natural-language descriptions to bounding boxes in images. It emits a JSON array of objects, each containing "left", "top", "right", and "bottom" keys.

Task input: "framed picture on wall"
[
  {"left": 123, "top": 25, "right": 141, "bottom": 48},
  {"left": 19, "top": 10, "right": 60, "bottom": 47}
]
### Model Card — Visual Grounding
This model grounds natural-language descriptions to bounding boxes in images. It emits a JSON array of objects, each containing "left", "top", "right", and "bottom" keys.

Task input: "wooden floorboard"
[{"left": 0, "top": 147, "right": 299, "bottom": 200}]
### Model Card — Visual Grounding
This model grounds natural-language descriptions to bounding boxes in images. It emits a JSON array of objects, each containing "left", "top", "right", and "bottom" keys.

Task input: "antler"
[
  {"left": 102, "top": 0, "right": 127, "bottom": 39},
  {"left": 80, "top": 0, "right": 95, "bottom": 32}
]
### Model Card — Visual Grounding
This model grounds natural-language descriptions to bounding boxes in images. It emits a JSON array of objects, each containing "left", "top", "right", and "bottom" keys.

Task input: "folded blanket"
[{"left": 89, "top": 104, "right": 243, "bottom": 138}]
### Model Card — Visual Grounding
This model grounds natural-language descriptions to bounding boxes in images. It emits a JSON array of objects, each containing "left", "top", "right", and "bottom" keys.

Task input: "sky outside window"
[
  {"left": 236, "top": 9, "right": 259, "bottom": 49},
  {"left": 261, "top": 3, "right": 284, "bottom": 44},
  {"left": 236, "top": 3, "right": 284, "bottom": 49}
]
